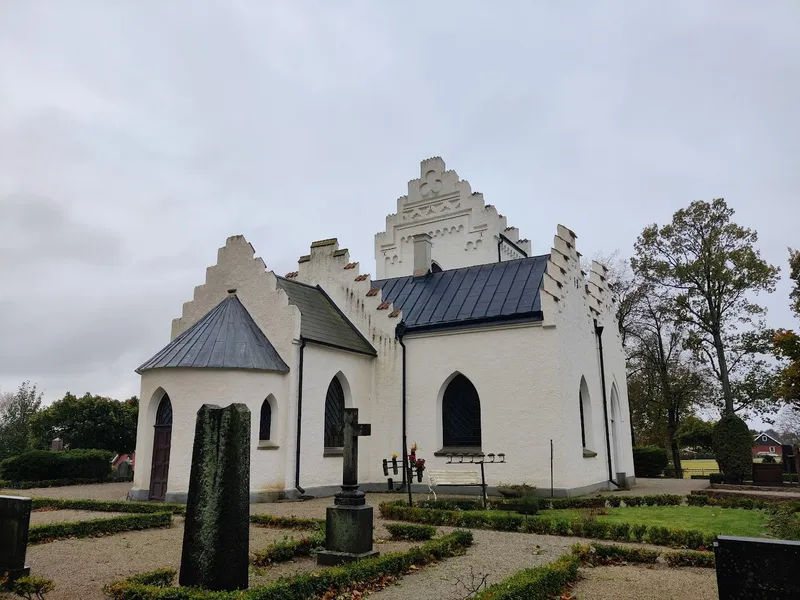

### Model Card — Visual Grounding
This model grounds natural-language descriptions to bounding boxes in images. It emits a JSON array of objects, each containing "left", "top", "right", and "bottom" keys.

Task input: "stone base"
[
  {"left": 316, "top": 549, "right": 379, "bottom": 566},
  {"left": 2, "top": 566, "right": 30, "bottom": 587}
]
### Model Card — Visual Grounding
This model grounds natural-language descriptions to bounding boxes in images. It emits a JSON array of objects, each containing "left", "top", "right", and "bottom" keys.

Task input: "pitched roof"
[
  {"left": 754, "top": 432, "right": 783, "bottom": 445},
  {"left": 372, "top": 255, "right": 549, "bottom": 333},
  {"left": 136, "top": 294, "right": 290, "bottom": 374},
  {"left": 275, "top": 277, "right": 377, "bottom": 356}
]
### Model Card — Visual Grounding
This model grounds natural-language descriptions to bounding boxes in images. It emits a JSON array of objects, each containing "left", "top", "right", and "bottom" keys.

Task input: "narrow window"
[
  {"left": 324, "top": 377, "right": 345, "bottom": 448},
  {"left": 260, "top": 399, "right": 272, "bottom": 441}
]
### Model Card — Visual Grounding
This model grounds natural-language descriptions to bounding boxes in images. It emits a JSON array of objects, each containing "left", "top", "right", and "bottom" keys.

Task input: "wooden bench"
[{"left": 427, "top": 469, "right": 487, "bottom": 507}]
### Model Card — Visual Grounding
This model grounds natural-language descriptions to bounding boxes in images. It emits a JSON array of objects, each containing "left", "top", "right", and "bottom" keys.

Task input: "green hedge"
[
  {"left": 104, "top": 530, "right": 474, "bottom": 600},
  {"left": 252, "top": 534, "right": 324, "bottom": 566},
  {"left": 633, "top": 446, "right": 668, "bottom": 478},
  {"left": 689, "top": 491, "right": 800, "bottom": 511},
  {"left": 385, "top": 523, "right": 437, "bottom": 541},
  {"left": 663, "top": 549, "right": 716, "bottom": 568},
  {"left": 0, "top": 475, "right": 133, "bottom": 489},
  {"left": 571, "top": 543, "right": 715, "bottom": 569},
  {"left": 249, "top": 514, "right": 325, "bottom": 530},
  {"left": 379, "top": 502, "right": 714, "bottom": 549},
  {"left": 416, "top": 498, "right": 483, "bottom": 511},
  {"left": 0, "top": 449, "right": 114, "bottom": 482},
  {"left": 472, "top": 554, "right": 580, "bottom": 600},
  {"left": 31, "top": 497, "right": 186, "bottom": 515},
  {"left": 28, "top": 512, "right": 172, "bottom": 544}
]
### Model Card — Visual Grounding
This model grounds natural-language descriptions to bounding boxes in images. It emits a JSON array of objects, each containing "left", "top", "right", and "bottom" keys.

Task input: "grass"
[
  {"left": 680, "top": 458, "right": 719, "bottom": 478},
  {"left": 534, "top": 505, "right": 767, "bottom": 537}
]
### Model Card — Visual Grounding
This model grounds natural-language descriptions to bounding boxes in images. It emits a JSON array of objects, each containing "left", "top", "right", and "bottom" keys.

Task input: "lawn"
[
  {"left": 679, "top": 458, "right": 719, "bottom": 479},
  {"left": 535, "top": 506, "right": 768, "bottom": 537}
]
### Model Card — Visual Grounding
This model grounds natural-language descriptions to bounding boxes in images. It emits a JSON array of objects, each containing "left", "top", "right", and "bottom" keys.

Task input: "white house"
[{"left": 129, "top": 157, "right": 635, "bottom": 502}]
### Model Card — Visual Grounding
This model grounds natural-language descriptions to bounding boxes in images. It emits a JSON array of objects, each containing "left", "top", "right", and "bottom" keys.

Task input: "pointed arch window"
[
  {"left": 156, "top": 395, "right": 172, "bottom": 427},
  {"left": 442, "top": 374, "right": 481, "bottom": 449},
  {"left": 260, "top": 399, "right": 272, "bottom": 441},
  {"left": 324, "top": 377, "right": 345, "bottom": 449}
]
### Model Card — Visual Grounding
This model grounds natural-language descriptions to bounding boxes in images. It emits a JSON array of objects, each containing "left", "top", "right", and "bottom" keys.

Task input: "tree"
[
  {"left": 0, "top": 381, "right": 43, "bottom": 460},
  {"left": 676, "top": 415, "right": 715, "bottom": 451},
  {"left": 774, "top": 248, "right": 800, "bottom": 405},
  {"left": 632, "top": 198, "right": 780, "bottom": 416},
  {"left": 776, "top": 405, "right": 800, "bottom": 447},
  {"left": 29, "top": 392, "right": 138, "bottom": 455}
]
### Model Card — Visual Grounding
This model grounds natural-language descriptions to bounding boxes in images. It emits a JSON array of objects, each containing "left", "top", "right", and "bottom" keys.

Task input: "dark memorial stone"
[
  {"left": 0, "top": 495, "right": 31, "bottom": 587},
  {"left": 317, "top": 408, "right": 379, "bottom": 566},
  {"left": 179, "top": 404, "right": 250, "bottom": 591},
  {"left": 714, "top": 535, "right": 800, "bottom": 600}
]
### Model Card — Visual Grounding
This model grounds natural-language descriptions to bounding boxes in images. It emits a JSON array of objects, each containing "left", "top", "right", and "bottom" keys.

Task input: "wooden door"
[{"left": 149, "top": 426, "right": 171, "bottom": 501}]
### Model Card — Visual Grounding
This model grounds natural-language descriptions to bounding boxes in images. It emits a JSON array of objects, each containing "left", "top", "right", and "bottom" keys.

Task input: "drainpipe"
[
  {"left": 294, "top": 338, "right": 307, "bottom": 494},
  {"left": 397, "top": 324, "right": 411, "bottom": 504},
  {"left": 595, "top": 319, "right": 618, "bottom": 487}
]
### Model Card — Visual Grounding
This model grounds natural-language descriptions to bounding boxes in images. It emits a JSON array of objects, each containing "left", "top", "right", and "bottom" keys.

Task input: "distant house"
[{"left": 753, "top": 433, "right": 782, "bottom": 457}]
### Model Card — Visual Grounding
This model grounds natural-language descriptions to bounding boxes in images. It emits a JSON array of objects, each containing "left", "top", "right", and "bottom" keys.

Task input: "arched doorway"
[{"left": 148, "top": 394, "right": 173, "bottom": 501}]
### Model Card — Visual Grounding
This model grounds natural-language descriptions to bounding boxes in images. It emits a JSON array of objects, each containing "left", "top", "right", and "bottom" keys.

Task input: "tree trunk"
[
  {"left": 667, "top": 414, "right": 682, "bottom": 479},
  {"left": 713, "top": 328, "right": 734, "bottom": 414}
]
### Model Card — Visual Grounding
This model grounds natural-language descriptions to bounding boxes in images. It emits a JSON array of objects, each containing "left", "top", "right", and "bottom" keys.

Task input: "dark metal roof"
[
  {"left": 136, "top": 294, "right": 290, "bottom": 374},
  {"left": 275, "top": 277, "right": 377, "bottom": 356},
  {"left": 373, "top": 255, "right": 549, "bottom": 332}
]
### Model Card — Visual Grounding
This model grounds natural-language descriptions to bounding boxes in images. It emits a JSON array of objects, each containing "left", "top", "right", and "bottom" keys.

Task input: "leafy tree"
[
  {"left": 0, "top": 381, "right": 43, "bottom": 460},
  {"left": 676, "top": 415, "right": 715, "bottom": 451},
  {"left": 632, "top": 198, "right": 780, "bottom": 416},
  {"left": 776, "top": 405, "right": 800, "bottom": 447},
  {"left": 774, "top": 248, "right": 800, "bottom": 405},
  {"left": 713, "top": 413, "right": 753, "bottom": 483},
  {"left": 29, "top": 393, "right": 138, "bottom": 455}
]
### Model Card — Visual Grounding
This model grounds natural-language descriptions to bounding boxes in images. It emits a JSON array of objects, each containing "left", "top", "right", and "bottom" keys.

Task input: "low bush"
[
  {"left": 0, "top": 450, "right": 114, "bottom": 482},
  {"left": 709, "top": 473, "right": 725, "bottom": 484},
  {"left": 416, "top": 498, "right": 482, "bottom": 511},
  {"left": 31, "top": 498, "right": 185, "bottom": 515},
  {"left": 9, "top": 575, "right": 55, "bottom": 599},
  {"left": 252, "top": 534, "right": 323, "bottom": 566},
  {"left": 472, "top": 554, "right": 579, "bottom": 600},
  {"left": 490, "top": 496, "right": 540, "bottom": 515},
  {"left": 104, "top": 530, "right": 474, "bottom": 600},
  {"left": 690, "top": 490, "right": 800, "bottom": 510},
  {"left": 545, "top": 496, "right": 606, "bottom": 510},
  {"left": 249, "top": 514, "right": 325, "bottom": 530},
  {"left": 783, "top": 474, "right": 799, "bottom": 483},
  {"left": 690, "top": 474, "right": 711, "bottom": 480},
  {"left": 766, "top": 505, "right": 800, "bottom": 541},
  {"left": 641, "top": 494, "right": 683, "bottom": 506},
  {"left": 385, "top": 523, "right": 436, "bottom": 541},
  {"left": 125, "top": 569, "right": 177, "bottom": 587},
  {"left": 663, "top": 550, "right": 716, "bottom": 568},
  {"left": 571, "top": 542, "right": 660, "bottom": 565},
  {"left": 0, "top": 475, "right": 132, "bottom": 489},
  {"left": 28, "top": 512, "right": 172, "bottom": 544},
  {"left": 633, "top": 446, "right": 668, "bottom": 478}
]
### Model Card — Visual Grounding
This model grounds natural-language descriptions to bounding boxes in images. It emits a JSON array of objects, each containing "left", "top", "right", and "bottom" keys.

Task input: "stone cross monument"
[
  {"left": 0, "top": 495, "right": 32, "bottom": 587},
  {"left": 317, "top": 408, "right": 379, "bottom": 566},
  {"left": 179, "top": 403, "right": 250, "bottom": 591}
]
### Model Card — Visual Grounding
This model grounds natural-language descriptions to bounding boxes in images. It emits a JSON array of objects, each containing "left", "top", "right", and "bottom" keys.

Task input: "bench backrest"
[{"left": 428, "top": 469, "right": 482, "bottom": 486}]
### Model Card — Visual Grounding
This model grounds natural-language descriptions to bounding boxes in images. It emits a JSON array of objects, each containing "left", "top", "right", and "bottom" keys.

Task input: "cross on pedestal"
[{"left": 335, "top": 408, "right": 371, "bottom": 506}]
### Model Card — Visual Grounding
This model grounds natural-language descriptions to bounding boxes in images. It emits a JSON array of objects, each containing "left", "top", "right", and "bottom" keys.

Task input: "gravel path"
[
  {"left": 30, "top": 509, "right": 125, "bottom": 526},
  {"left": 570, "top": 564, "right": 718, "bottom": 599},
  {"left": 0, "top": 482, "right": 132, "bottom": 500},
  {"left": 598, "top": 478, "right": 709, "bottom": 497}
]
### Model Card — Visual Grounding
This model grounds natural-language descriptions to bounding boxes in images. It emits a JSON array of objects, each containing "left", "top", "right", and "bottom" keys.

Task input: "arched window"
[
  {"left": 324, "top": 377, "right": 345, "bottom": 448},
  {"left": 156, "top": 394, "right": 173, "bottom": 426},
  {"left": 579, "top": 377, "right": 594, "bottom": 451},
  {"left": 430, "top": 261, "right": 443, "bottom": 273},
  {"left": 442, "top": 374, "right": 481, "bottom": 448},
  {"left": 260, "top": 399, "right": 272, "bottom": 441}
]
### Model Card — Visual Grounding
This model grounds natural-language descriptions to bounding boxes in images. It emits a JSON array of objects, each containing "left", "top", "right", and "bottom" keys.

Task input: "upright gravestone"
[
  {"left": 0, "top": 495, "right": 31, "bottom": 587},
  {"left": 317, "top": 408, "right": 378, "bottom": 566},
  {"left": 714, "top": 535, "right": 800, "bottom": 599},
  {"left": 179, "top": 404, "right": 250, "bottom": 591}
]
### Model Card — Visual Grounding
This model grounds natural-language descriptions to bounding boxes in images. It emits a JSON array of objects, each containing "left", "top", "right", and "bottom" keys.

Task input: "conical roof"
[{"left": 136, "top": 294, "right": 289, "bottom": 374}]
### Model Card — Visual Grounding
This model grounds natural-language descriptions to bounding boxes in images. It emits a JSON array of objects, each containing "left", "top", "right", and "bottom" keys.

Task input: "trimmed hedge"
[
  {"left": 713, "top": 414, "right": 752, "bottom": 484},
  {"left": 663, "top": 549, "right": 716, "bottom": 568},
  {"left": 689, "top": 491, "right": 800, "bottom": 511},
  {"left": 31, "top": 497, "right": 186, "bottom": 515},
  {"left": 104, "top": 529, "right": 474, "bottom": 600},
  {"left": 472, "top": 554, "right": 579, "bottom": 600},
  {"left": 709, "top": 473, "right": 725, "bottom": 484},
  {"left": 249, "top": 514, "right": 325, "bottom": 530},
  {"left": 28, "top": 512, "right": 172, "bottom": 544},
  {"left": 0, "top": 449, "right": 113, "bottom": 482},
  {"left": 385, "top": 523, "right": 437, "bottom": 541},
  {"left": 571, "top": 542, "right": 660, "bottom": 565},
  {"left": 252, "top": 534, "right": 324, "bottom": 566},
  {"left": 379, "top": 502, "right": 714, "bottom": 549},
  {"left": 416, "top": 498, "right": 482, "bottom": 511},
  {"left": 633, "top": 446, "right": 668, "bottom": 478},
  {"left": 0, "top": 475, "right": 133, "bottom": 489}
]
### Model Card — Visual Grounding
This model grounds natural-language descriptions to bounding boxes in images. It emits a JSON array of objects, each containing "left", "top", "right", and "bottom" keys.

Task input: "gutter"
[
  {"left": 294, "top": 338, "right": 307, "bottom": 494},
  {"left": 595, "top": 319, "right": 618, "bottom": 487},
  {"left": 397, "top": 323, "right": 411, "bottom": 502}
]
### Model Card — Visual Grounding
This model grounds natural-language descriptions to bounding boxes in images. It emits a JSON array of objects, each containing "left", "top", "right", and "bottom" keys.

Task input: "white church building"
[{"left": 130, "top": 157, "right": 635, "bottom": 502}]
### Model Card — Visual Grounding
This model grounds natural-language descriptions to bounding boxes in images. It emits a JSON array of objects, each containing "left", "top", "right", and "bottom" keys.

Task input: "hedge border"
[
  {"left": 571, "top": 542, "right": 714, "bottom": 568},
  {"left": 379, "top": 501, "right": 715, "bottom": 549},
  {"left": 28, "top": 512, "right": 172, "bottom": 544},
  {"left": 689, "top": 491, "right": 800, "bottom": 511},
  {"left": 31, "top": 497, "right": 185, "bottom": 515},
  {"left": 104, "top": 529, "right": 474, "bottom": 600},
  {"left": 385, "top": 522, "right": 437, "bottom": 541},
  {"left": 249, "top": 514, "right": 325, "bottom": 530},
  {"left": 0, "top": 476, "right": 133, "bottom": 490},
  {"left": 252, "top": 533, "right": 324, "bottom": 567},
  {"left": 472, "top": 554, "right": 580, "bottom": 600}
]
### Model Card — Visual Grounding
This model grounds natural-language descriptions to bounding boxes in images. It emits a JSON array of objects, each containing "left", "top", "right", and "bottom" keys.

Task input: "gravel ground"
[
  {"left": 30, "top": 509, "right": 126, "bottom": 526},
  {"left": 570, "top": 564, "right": 718, "bottom": 599},
  {"left": 598, "top": 478, "right": 709, "bottom": 497},
  {"left": 0, "top": 482, "right": 132, "bottom": 500}
]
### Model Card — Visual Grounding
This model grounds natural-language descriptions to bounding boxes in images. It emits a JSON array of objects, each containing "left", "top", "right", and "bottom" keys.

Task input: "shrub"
[
  {"left": 252, "top": 535, "right": 323, "bottom": 566},
  {"left": 633, "top": 446, "right": 668, "bottom": 478},
  {"left": 606, "top": 497, "right": 622, "bottom": 508},
  {"left": 766, "top": 505, "right": 800, "bottom": 541},
  {"left": 385, "top": 523, "right": 436, "bottom": 541},
  {"left": 10, "top": 575, "right": 55, "bottom": 599},
  {"left": 31, "top": 498, "right": 185, "bottom": 515},
  {"left": 0, "top": 450, "right": 113, "bottom": 482},
  {"left": 712, "top": 414, "right": 752, "bottom": 484},
  {"left": 630, "top": 523, "right": 648, "bottom": 542},
  {"left": 709, "top": 473, "right": 725, "bottom": 484},
  {"left": 572, "top": 542, "right": 660, "bottom": 565},
  {"left": 125, "top": 569, "right": 177, "bottom": 587},
  {"left": 690, "top": 474, "right": 711, "bottom": 480},
  {"left": 546, "top": 496, "right": 605, "bottom": 510},
  {"left": 249, "top": 514, "right": 324, "bottom": 530},
  {"left": 491, "top": 496, "right": 540, "bottom": 515},
  {"left": 472, "top": 554, "right": 579, "bottom": 599},
  {"left": 416, "top": 498, "right": 481, "bottom": 511},
  {"left": 686, "top": 494, "right": 709, "bottom": 506},
  {"left": 783, "top": 474, "right": 799, "bottom": 483},
  {"left": 624, "top": 496, "right": 644, "bottom": 507},
  {"left": 28, "top": 512, "right": 172, "bottom": 544},
  {"left": 663, "top": 550, "right": 716, "bottom": 568},
  {"left": 104, "top": 530, "right": 474, "bottom": 600},
  {"left": 641, "top": 494, "right": 683, "bottom": 506},
  {"left": 0, "top": 476, "right": 131, "bottom": 489}
]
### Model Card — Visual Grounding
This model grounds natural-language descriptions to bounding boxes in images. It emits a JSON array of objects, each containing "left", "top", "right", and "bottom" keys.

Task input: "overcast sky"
[{"left": 1, "top": 2, "right": 798, "bottom": 416}]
